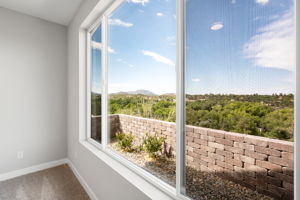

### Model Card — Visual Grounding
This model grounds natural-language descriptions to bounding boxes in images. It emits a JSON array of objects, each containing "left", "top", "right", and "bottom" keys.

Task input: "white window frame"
[
  {"left": 84, "top": 0, "right": 298, "bottom": 200},
  {"left": 85, "top": 0, "right": 189, "bottom": 199},
  {"left": 86, "top": 18, "right": 104, "bottom": 149}
]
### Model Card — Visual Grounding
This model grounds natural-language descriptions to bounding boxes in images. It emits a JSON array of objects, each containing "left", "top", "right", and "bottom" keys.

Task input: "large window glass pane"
[
  {"left": 107, "top": 0, "right": 177, "bottom": 187},
  {"left": 185, "top": 0, "right": 295, "bottom": 199},
  {"left": 90, "top": 24, "right": 102, "bottom": 143}
]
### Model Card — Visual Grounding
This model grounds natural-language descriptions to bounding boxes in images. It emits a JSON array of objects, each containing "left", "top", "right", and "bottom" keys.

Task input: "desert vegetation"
[{"left": 92, "top": 93, "right": 294, "bottom": 141}]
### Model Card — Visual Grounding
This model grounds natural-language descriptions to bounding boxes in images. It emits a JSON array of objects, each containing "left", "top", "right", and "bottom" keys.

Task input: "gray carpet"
[{"left": 0, "top": 164, "right": 90, "bottom": 200}]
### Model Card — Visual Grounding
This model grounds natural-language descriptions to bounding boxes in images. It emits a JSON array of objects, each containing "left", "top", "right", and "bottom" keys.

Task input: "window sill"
[{"left": 80, "top": 140, "right": 190, "bottom": 200}]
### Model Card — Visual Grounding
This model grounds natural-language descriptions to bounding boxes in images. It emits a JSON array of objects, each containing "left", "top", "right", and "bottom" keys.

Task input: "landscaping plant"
[
  {"left": 142, "top": 133, "right": 165, "bottom": 158},
  {"left": 116, "top": 133, "right": 134, "bottom": 152}
]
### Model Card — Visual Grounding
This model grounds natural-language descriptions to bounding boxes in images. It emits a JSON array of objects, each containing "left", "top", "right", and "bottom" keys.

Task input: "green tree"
[{"left": 262, "top": 108, "right": 294, "bottom": 140}]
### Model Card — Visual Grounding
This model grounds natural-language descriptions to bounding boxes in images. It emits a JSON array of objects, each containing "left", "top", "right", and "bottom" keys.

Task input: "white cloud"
[
  {"left": 128, "top": 0, "right": 149, "bottom": 5},
  {"left": 210, "top": 22, "right": 223, "bottom": 31},
  {"left": 282, "top": 75, "right": 295, "bottom": 83},
  {"left": 167, "top": 36, "right": 176, "bottom": 45},
  {"left": 166, "top": 36, "right": 175, "bottom": 41},
  {"left": 108, "top": 47, "right": 116, "bottom": 54},
  {"left": 91, "top": 41, "right": 102, "bottom": 49},
  {"left": 118, "top": 58, "right": 127, "bottom": 64},
  {"left": 244, "top": 10, "right": 295, "bottom": 71},
  {"left": 253, "top": 16, "right": 261, "bottom": 21},
  {"left": 156, "top": 12, "right": 163, "bottom": 17},
  {"left": 141, "top": 50, "right": 175, "bottom": 66},
  {"left": 116, "top": 58, "right": 134, "bottom": 68},
  {"left": 192, "top": 78, "right": 201, "bottom": 82},
  {"left": 108, "top": 19, "right": 133, "bottom": 27},
  {"left": 256, "top": 0, "right": 269, "bottom": 5},
  {"left": 230, "top": 0, "right": 236, "bottom": 4},
  {"left": 91, "top": 41, "right": 115, "bottom": 54}
]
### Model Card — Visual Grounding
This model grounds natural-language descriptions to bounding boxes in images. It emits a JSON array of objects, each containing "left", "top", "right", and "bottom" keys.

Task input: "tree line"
[{"left": 91, "top": 93, "right": 294, "bottom": 141}]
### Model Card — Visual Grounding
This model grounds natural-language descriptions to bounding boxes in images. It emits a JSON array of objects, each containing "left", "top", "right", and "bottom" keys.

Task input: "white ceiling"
[{"left": 0, "top": 0, "right": 83, "bottom": 25}]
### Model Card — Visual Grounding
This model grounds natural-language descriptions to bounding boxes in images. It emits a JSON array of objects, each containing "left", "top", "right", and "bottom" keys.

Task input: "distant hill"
[
  {"left": 111, "top": 89, "right": 157, "bottom": 96},
  {"left": 92, "top": 92, "right": 101, "bottom": 96},
  {"left": 160, "top": 93, "right": 176, "bottom": 97}
]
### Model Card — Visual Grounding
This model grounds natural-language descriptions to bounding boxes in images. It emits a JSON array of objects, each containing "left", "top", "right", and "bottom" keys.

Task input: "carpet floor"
[{"left": 0, "top": 164, "right": 90, "bottom": 200}]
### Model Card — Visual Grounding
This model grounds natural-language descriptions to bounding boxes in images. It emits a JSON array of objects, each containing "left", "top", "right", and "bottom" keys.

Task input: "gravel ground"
[{"left": 110, "top": 141, "right": 273, "bottom": 200}]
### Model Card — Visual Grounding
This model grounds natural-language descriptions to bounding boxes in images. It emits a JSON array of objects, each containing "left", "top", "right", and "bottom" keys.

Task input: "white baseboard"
[
  {"left": 0, "top": 158, "right": 68, "bottom": 182},
  {"left": 67, "top": 159, "right": 98, "bottom": 200}
]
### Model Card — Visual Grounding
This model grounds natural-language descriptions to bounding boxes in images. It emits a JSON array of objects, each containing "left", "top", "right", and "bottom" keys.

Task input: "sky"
[{"left": 91, "top": 0, "right": 295, "bottom": 95}]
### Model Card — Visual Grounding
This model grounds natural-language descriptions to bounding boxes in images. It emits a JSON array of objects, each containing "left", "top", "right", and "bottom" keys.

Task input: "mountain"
[
  {"left": 160, "top": 93, "right": 176, "bottom": 97},
  {"left": 111, "top": 89, "right": 157, "bottom": 96}
]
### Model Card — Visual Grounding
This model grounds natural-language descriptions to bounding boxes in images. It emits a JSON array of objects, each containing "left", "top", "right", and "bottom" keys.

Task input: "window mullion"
[
  {"left": 102, "top": 16, "right": 109, "bottom": 148},
  {"left": 176, "top": 0, "right": 186, "bottom": 196}
]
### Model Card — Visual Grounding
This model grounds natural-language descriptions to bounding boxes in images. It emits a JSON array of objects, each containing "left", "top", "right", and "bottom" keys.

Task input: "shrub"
[
  {"left": 116, "top": 133, "right": 134, "bottom": 152},
  {"left": 142, "top": 133, "right": 165, "bottom": 157},
  {"left": 262, "top": 108, "right": 294, "bottom": 140}
]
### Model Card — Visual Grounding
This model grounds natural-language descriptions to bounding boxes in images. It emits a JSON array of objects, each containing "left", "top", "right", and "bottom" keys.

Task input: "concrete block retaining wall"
[{"left": 92, "top": 114, "right": 294, "bottom": 199}]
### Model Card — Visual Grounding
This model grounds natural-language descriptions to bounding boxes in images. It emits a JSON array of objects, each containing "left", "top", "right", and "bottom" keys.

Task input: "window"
[
  {"left": 86, "top": 0, "right": 296, "bottom": 199},
  {"left": 107, "top": 0, "right": 177, "bottom": 187},
  {"left": 88, "top": 23, "right": 103, "bottom": 144},
  {"left": 185, "top": 0, "right": 295, "bottom": 199}
]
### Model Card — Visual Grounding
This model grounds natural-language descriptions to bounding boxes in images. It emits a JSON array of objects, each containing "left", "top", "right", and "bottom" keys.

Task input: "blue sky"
[{"left": 91, "top": 0, "right": 295, "bottom": 95}]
